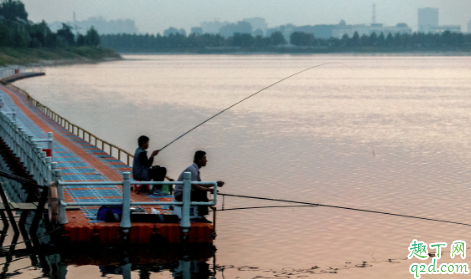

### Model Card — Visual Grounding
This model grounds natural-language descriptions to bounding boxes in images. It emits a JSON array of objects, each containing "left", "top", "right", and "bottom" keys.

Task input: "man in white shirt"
[{"left": 175, "top": 150, "right": 224, "bottom": 223}]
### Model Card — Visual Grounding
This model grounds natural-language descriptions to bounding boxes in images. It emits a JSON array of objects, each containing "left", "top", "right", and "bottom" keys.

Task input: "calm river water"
[{"left": 8, "top": 55, "right": 471, "bottom": 278}]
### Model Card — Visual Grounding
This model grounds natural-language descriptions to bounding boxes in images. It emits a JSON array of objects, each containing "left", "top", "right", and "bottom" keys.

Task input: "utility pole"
[
  {"left": 372, "top": 4, "right": 376, "bottom": 24},
  {"left": 72, "top": 11, "right": 81, "bottom": 41}
]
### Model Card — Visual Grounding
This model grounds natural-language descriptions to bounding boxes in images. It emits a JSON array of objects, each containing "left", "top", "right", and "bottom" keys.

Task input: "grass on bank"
[{"left": 0, "top": 47, "right": 122, "bottom": 66}]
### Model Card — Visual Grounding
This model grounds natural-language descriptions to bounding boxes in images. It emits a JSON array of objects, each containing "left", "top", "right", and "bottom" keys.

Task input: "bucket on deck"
[
  {"left": 134, "top": 184, "right": 150, "bottom": 193},
  {"left": 43, "top": 148, "right": 52, "bottom": 157}
]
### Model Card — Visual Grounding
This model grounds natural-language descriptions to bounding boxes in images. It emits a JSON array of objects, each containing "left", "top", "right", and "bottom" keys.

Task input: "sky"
[{"left": 22, "top": 0, "right": 471, "bottom": 34}]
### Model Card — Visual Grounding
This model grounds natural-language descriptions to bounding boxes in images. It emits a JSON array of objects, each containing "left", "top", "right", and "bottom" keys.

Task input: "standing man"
[
  {"left": 133, "top": 135, "right": 164, "bottom": 193},
  {"left": 175, "top": 150, "right": 224, "bottom": 223}
]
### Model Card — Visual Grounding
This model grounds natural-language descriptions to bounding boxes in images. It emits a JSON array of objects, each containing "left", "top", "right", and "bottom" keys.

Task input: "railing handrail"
[
  {"left": 3, "top": 82, "right": 135, "bottom": 166},
  {"left": 58, "top": 179, "right": 217, "bottom": 206},
  {"left": 55, "top": 171, "right": 217, "bottom": 233},
  {"left": 0, "top": 104, "right": 55, "bottom": 204}
]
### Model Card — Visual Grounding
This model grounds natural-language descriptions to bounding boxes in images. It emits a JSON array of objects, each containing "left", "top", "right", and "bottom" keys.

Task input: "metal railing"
[
  {"left": 56, "top": 172, "right": 217, "bottom": 233},
  {"left": 0, "top": 100, "right": 56, "bottom": 205},
  {"left": 3, "top": 82, "right": 134, "bottom": 166}
]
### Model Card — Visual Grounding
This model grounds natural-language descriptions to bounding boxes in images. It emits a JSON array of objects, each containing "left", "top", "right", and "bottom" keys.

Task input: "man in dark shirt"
[{"left": 133, "top": 135, "right": 165, "bottom": 193}]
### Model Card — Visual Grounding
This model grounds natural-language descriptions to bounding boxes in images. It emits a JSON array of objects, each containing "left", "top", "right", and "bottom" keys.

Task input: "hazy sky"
[{"left": 22, "top": 0, "right": 471, "bottom": 33}]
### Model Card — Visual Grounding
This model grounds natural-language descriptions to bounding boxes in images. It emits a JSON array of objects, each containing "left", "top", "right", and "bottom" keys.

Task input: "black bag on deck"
[
  {"left": 97, "top": 205, "right": 122, "bottom": 222},
  {"left": 131, "top": 214, "right": 179, "bottom": 223},
  {"left": 148, "top": 165, "right": 167, "bottom": 181}
]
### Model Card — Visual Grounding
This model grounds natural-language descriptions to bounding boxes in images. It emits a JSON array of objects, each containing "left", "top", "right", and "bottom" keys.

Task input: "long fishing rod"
[
  {"left": 219, "top": 193, "right": 471, "bottom": 227},
  {"left": 160, "top": 62, "right": 351, "bottom": 151}
]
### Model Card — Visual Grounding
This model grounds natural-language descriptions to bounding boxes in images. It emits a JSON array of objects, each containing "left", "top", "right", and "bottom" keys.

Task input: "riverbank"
[
  {"left": 117, "top": 49, "right": 471, "bottom": 56},
  {"left": 0, "top": 47, "right": 122, "bottom": 66}
]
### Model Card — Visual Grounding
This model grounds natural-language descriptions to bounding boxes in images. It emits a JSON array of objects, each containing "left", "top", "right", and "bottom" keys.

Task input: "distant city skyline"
[
  {"left": 49, "top": 16, "right": 139, "bottom": 35},
  {"left": 21, "top": 0, "right": 471, "bottom": 34}
]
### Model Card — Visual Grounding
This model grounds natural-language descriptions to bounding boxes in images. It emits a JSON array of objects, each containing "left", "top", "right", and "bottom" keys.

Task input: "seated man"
[
  {"left": 174, "top": 150, "right": 224, "bottom": 223},
  {"left": 132, "top": 135, "right": 163, "bottom": 194}
]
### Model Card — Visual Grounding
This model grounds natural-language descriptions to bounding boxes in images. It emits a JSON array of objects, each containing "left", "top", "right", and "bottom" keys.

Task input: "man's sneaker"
[{"left": 197, "top": 217, "right": 212, "bottom": 223}]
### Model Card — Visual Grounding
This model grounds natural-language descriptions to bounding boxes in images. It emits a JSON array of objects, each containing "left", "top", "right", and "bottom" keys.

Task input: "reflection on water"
[
  {"left": 12, "top": 55, "right": 471, "bottom": 277},
  {"left": 0, "top": 240, "right": 217, "bottom": 278}
]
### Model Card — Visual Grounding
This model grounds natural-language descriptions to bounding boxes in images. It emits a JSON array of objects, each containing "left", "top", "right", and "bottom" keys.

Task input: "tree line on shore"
[
  {"left": 0, "top": 0, "right": 100, "bottom": 48},
  {"left": 101, "top": 30, "right": 471, "bottom": 53}
]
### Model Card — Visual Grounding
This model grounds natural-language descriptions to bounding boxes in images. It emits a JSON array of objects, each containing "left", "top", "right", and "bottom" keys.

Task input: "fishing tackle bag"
[{"left": 97, "top": 205, "right": 123, "bottom": 221}]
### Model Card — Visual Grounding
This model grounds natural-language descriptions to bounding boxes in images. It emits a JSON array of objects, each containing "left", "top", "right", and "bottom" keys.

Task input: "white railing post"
[
  {"left": 180, "top": 172, "right": 192, "bottom": 234},
  {"left": 11, "top": 107, "right": 15, "bottom": 124},
  {"left": 17, "top": 127, "right": 25, "bottom": 165},
  {"left": 34, "top": 146, "right": 40, "bottom": 182},
  {"left": 120, "top": 172, "right": 131, "bottom": 232},
  {"left": 27, "top": 135, "right": 33, "bottom": 172},
  {"left": 11, "top": 120, "right": 17, "bottom": 156},
  {"left": 45, "top": 157, "right": 52, "bottom": 185},
  {"left": 33, "top": 145, "right": 41, "bottom": 182},
  {"left": 55, "top": 169, "right": 67, "bottom": 224},
  {"left": 47, "top": 132, "right": 53, "bottom": 160},
  {"left": 9, "top": 119, "right": 14, "bottom": 151},
  {"left": 40, "top": 151, "right": 46, "bottom": 185}
]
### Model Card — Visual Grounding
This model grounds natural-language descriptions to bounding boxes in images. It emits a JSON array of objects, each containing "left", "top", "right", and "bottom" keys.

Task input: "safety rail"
[
  {"left": 0, "top": 99, "right": 55, "bottom": 205},
  {"left": 3, "top": 82, "right": 134, "bottom": 166},
  {"left": 56, "top": 172, "right": 217, "bottom": 233}
]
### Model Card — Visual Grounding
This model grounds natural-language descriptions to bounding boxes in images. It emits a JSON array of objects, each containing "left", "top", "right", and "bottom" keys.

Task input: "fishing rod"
[
  {"left": 160, "top": 62, "right": 351, "bottom": 151},
  {"left": 219, "top": 193, "right": 471, "bottom": 227}
]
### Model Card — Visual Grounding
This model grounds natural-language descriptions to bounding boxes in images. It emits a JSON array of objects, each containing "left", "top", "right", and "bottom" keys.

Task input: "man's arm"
[
  {"left": 192, "top": 181, "right": 224, "bottom": 191},
  {"left": 138, "top": 152, "right": 154, "bottom": 168},
  {"left": 193, "top": 184, "right": 213, "bottom": 192}
]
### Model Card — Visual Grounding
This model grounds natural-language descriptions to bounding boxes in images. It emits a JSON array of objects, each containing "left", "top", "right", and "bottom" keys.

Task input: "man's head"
[
  {"left": 193, "top": 150, "right": 207, "bottom": 167},
  {"left": 138, "top": 135, "right": 150, "bottom": 149}
]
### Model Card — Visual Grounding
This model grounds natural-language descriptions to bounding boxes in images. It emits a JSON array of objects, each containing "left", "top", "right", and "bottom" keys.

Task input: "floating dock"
[{"left": 0, "top": 72, "right": 215, "bottom": 245}]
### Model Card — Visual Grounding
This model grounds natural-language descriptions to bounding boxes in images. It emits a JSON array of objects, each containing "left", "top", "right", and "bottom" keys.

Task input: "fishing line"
[
  {"left": 219, "top": 205, "right": 315, "bottom": 211},
  {"left": 219, "top": 193, "right": 471, "bottom": 227},
  {"left": 160, "top": 62, "right": 351, "bottom": 151}
]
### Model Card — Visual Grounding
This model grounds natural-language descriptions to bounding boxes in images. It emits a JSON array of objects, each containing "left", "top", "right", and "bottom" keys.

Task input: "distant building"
[
  {"left": 163, "top": 27, "right": 186, "bottom": 36},
  {"left": 418, "top": 8, "right": 439, "bottom": 33},
  {"left": 332, "top": 22, "right": 412, "bottom": 38},
  {"left": 190, "top": 27, "right": 203, "bottom": 35},
  {"left": 429, "top": 25, "right": 461, "bottom": 33},
  {"left": 266, "top": 24, "right": 295, "bottom": 41},
  {"left": 200, "top": 21, "right": 229, "bottom": 34},
  {"left": 219, "top": 21, "right": 252, "bottom": 38},
  {"left": 267, "top": 20, "right": 412, "bottom": 41},
  {"left": 243, "top": 17, "right": 267, "bottom": 36},
  {"left": 48, "top": 22, "right": 63, "bottom": 33},
  {"left": 295, "top": 24, "right": 338, "bottom": 39},
  {"left": 49, "top": 16, "right": 139, "bottom": 35}
]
